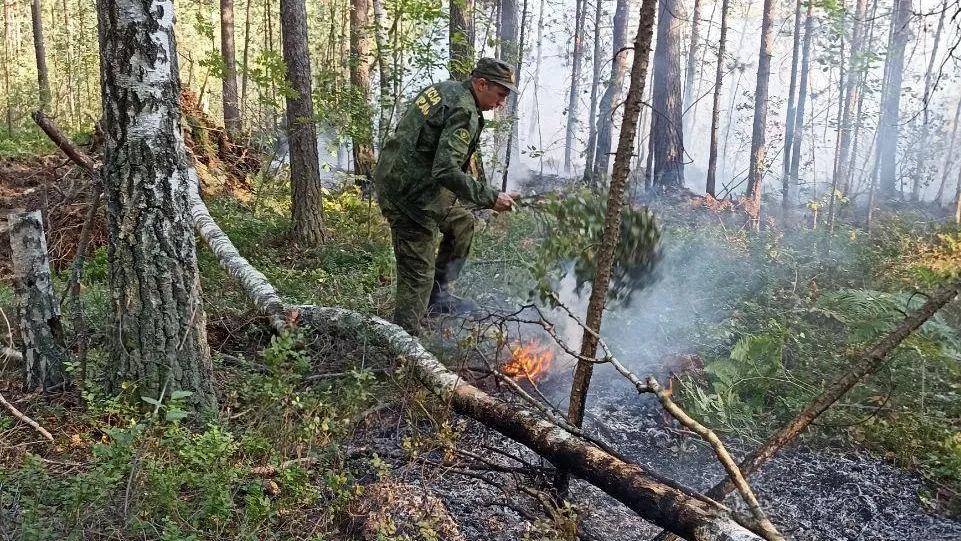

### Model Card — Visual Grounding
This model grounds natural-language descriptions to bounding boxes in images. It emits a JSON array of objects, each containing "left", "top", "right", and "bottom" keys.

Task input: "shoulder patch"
[{"left": 453, "top": 128, "right": 471, "bottom": 146}]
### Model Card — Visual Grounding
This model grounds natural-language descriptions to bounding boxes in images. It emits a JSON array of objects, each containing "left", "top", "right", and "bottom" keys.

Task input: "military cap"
[{"left": 472, "top": 58, "right": 518, "bottom": 93}]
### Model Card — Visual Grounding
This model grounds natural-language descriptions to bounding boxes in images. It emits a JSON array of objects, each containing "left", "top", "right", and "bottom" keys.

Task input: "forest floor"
[{"left": 0, "top": 152, "right": 960, "bottom": 540}]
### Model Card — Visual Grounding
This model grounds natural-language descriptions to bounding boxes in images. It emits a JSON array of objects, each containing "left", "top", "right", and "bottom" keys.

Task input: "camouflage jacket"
[{"left": 373, "top": 80, "right": 498, "bottom": 227}]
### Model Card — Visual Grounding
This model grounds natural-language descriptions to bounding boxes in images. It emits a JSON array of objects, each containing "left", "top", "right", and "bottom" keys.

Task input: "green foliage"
[{"left": 527, "top": 188, "right": 661, "bottom": 304}]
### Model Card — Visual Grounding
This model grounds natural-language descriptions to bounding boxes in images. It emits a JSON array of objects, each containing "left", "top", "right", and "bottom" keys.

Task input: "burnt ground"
[{"left": 357, "top": 369, "right": 961, "bottom": 540}]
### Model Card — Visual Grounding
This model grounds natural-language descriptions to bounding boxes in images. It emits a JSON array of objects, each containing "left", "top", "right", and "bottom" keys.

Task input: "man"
[{"left": 374, "top": 58, "right": 519, "bottom": 335}]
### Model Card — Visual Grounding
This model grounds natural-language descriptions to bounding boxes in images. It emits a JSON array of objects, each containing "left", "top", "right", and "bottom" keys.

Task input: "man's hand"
[{"left": 492, "top": 192, "right": 519, "bottom": 212}]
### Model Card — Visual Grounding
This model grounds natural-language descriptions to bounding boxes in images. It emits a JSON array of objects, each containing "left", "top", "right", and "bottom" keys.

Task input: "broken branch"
[{"left": 0, "top": 391, "right": 53, "bottom": 441}]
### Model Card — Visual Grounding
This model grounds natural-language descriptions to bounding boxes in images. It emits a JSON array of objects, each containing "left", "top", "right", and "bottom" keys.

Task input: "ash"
[{"left": 379, "top": 372, "right": 961, "bottom": 541}]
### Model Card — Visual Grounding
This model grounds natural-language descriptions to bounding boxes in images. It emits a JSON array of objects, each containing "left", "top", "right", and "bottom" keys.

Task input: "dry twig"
[{"left": 0, "top": 391, "right": 53, "bottom": 441}]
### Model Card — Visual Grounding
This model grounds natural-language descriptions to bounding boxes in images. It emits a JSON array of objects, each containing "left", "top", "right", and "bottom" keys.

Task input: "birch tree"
[
  {"left": 877, "top": 0, "right": 912, "bottom": 197},
  {"left": 97, "top": 0, "right": 216, "bottom": 412},
  {"left": 594, "top": 0, "right": 632, "bottom": 178}
]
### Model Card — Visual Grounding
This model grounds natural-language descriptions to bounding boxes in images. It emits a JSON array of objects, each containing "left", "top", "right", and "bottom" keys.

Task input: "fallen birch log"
[{"left": 187, "top": 172, "right": 763, "bottom": 541}]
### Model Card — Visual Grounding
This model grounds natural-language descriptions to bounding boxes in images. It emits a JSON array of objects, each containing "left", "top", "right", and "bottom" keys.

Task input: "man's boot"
[{"left": 428, "top": 281, "right": 479, "bottom": 315}]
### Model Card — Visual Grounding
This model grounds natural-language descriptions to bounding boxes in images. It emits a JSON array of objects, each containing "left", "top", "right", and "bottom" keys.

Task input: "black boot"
[{"left": 428, "top": 281, "right": 479, "bottom": 315}]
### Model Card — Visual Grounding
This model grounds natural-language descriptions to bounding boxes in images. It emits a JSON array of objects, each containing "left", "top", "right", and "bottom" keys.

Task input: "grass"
[{"left": 1, "top": 183, "right": 960, "bottom": 539}]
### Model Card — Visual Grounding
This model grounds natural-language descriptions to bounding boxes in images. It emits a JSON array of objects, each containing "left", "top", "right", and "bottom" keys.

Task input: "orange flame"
[{"left": 503, "top": 342, "right": 554, "bottom": 381}]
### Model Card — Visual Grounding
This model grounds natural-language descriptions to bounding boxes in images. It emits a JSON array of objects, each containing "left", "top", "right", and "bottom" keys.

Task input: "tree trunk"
[
  {"left": 499, "top": 0, "right": 521, "bottom": 186},
  {"left": 877, "top": 0, "right": 912, "bottom": 197},
  {"left": 97, "top": 0, "right": 215, "bottom": 412},
  {"left": 564, "top": 0, "right": 588, "bottom": 173},
  {"left": 705, "top": 0, "right": 730, "bottom": 196},
  {"left": 581, "top": 0, "right": 605, "bottom": 184},
  {"left": 350, "top": 0, "right": 375, "bottom": 178},
  {"left": 935, "top": 96, "right": 961, "bottom": 206},
  {"left": 780, "top": 0, "right": 802, "bottom": 208},
  {"left": 568, "top": 0, "right": 657, "bottom": 444},
  {"left": 911, "top": 0, "right": 945, "bottom": 202},
  {"left": 828, "top": 0, "right": 867, "bottom": 225},
  {"left": 682, "top": 0, "right": 702, "bottom": 137},
  {"left": 241, "top": 0, "right": 252, "bottom": 117},
  {"left": 650, "top": 0, "right": 685, "bottom": 189},
  {"left": 745, "top": 0, "right": 776, "bottom": 222},
  {"left": 449, "top": 0, "right": 475, "bottom": 80},
  {"left": 594, "top": 0, "right": 632, "bottom": 178},
  {"left": 30, "top": 0, "right": 50, "bottom": 111},
  {"left": 221, "top": 0, "right": 241, "bottom": 133},
  {"left": 787, "top": 0, "right": 814, "bottom": 200},
  {"left": 9, "top": 210, "right": 66, "bottom": 391},
  {"left": 281, "top": 0, "right": 326, "bottom": 245},
  {"left": 955, "top": 165, "right": 961, "bottom": 223}
]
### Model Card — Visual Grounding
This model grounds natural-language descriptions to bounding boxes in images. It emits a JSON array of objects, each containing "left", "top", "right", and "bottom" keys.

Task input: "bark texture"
[
  {"left": 705, "top": 0, "right": 730, "bottom": 196},
  {"left": 221, "top": 0, "right": 241, "bottom": 133},
  {"left": 97, "top": 0, "right": 215, "bottom": 412},
  {"left": 282, "top": 0, "right": 326, "bottom": 245},
  {"left": 594, "top": 0, "right": 632, "bottom": 178},
  {"left": 650, "top": 0, "right": 685, "bottom": 189},
  {"left": 745, "top": 0, "right": 776, "bottom": 217},
  {"left": 350, "top": 0, "right": 375, "bottom": 178},
  {"left": 9, "top": 210, "right": 66, "bottom": 390},
  {"left": 449, "top": 0, "right": 474, "bottom": 80},
  {"left": 877, "top": 0, "right": 912, "bottom": 196}
]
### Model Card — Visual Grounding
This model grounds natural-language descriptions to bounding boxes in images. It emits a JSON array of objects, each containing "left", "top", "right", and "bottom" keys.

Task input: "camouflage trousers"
[{"left": 383, "top": 203, "right": 475, "bottom": 335}]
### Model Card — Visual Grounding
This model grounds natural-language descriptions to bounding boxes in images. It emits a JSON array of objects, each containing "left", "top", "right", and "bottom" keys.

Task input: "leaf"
[
  {"left": 165, "top": 409, "right": 189, "bottom": 422},
  {"left": 170, "top": 390, "right": 194, "bottom": 401},
  {"left": 141, "top": 396, "right": 162, "bottom": 407}
]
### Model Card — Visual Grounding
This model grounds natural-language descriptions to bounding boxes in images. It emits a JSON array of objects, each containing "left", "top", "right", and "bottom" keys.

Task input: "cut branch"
[{"left": 31, "top": 110, "right": 97, "bottom": 177}]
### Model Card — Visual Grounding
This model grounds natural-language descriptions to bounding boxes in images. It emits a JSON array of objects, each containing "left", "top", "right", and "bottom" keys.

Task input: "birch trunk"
[
  {"left": 281, "top": 0, "right": 326, "bottom": 244},
  {"left": 9, "top": 210, "right": 66, "bottom": 391},
  {"left": 97, "top": 0, "right": 215, "bottom": 412}
]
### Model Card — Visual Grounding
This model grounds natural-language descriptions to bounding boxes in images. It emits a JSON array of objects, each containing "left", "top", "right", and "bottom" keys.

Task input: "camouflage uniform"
[{"left": 374, "top": 79, "right": 499, "bottom": 334}]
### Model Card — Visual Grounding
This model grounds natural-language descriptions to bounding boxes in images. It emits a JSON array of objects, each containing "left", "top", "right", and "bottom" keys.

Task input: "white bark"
[{"left": 8, "top": 210, "right": 66, "bottom": 390}]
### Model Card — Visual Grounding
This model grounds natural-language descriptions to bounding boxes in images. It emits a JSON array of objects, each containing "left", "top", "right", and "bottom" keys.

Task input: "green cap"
[{"left": 472, "top": 57, "right": 518, "bottom": 93}]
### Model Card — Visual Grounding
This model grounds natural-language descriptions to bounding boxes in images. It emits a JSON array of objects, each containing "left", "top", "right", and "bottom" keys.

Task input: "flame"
[{"left": 503, "top": 342, "right": 554, "bottom": 381}]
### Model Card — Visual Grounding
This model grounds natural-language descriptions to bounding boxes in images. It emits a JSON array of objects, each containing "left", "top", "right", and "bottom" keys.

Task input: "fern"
[{"left": 813, "top": 288, "right": 960, "bottom": 357}]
